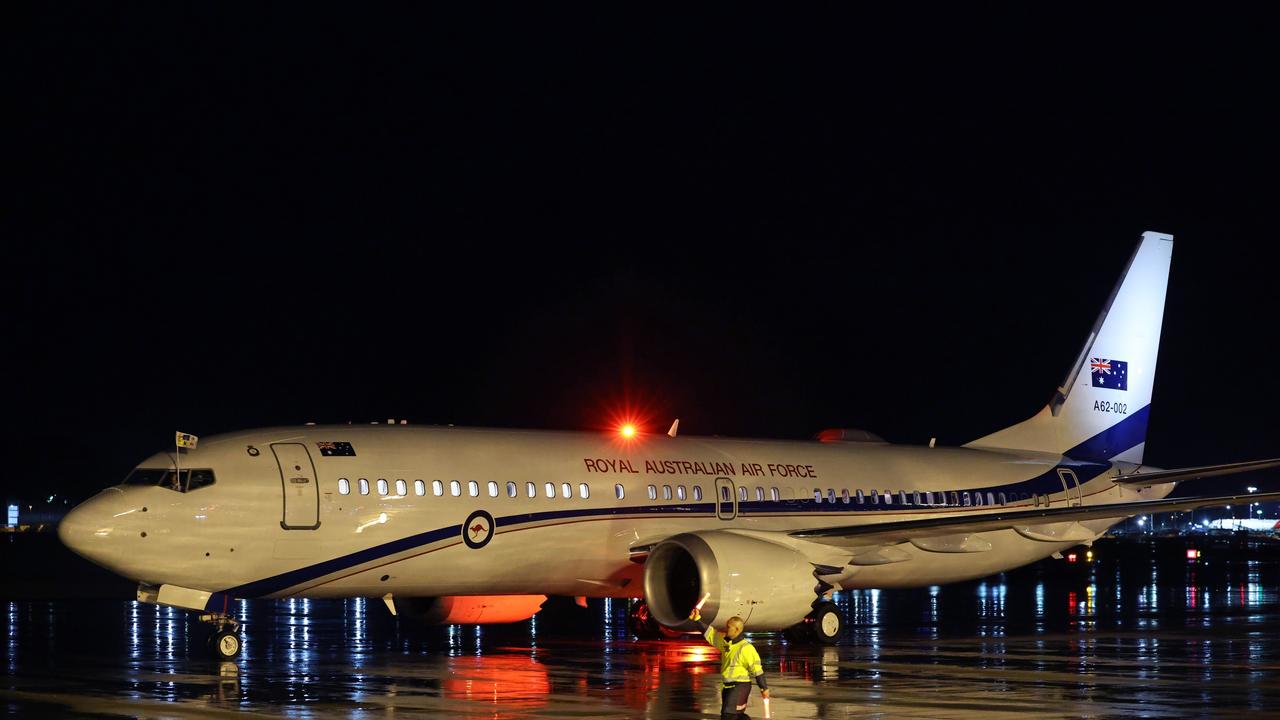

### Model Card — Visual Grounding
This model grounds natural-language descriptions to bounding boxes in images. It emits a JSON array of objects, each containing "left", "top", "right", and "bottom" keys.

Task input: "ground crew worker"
[{"left": 689, "top": 608, "right": 769, "bottom": 719}]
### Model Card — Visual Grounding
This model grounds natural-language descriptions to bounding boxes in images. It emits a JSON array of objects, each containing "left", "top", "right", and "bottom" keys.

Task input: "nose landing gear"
[{"left": 200, "top": 613, "right": 242, "bottom": 659}]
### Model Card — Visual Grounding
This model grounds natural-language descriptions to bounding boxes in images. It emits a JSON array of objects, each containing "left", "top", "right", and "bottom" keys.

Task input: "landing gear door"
[
  {"left": 1057, "top": 468, "right": 1083, "bottom": 507},
  {"left": 272, "top": 443, "right": 321, "bottom": 530},
  {"left": 715, "top": 477, "right": 737, "bottom": 521}
]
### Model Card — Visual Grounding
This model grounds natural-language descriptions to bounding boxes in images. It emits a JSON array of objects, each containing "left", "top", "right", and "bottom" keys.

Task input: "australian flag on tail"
[
  {"left": 1090, "top": 358, "right": 1128, "bottom": 390},
  {"left": 316, "top": 441, "right": 356, "bottom": 457}
]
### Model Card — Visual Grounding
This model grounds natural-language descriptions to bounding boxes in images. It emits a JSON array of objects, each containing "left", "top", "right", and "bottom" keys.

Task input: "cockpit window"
[{"left": 121, "top": 468, "right": 216, "bottom": 493}]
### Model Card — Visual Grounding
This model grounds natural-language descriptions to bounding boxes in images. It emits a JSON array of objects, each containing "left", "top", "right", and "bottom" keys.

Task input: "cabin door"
[
  {"left": 272, "top": 443, "right": 321, "bottom": 529},
  {"left": 715, "top": 477, "right": 738, "bottom": 520},
  {"left": 1057, "top": 468, "right": 1084, "bottom": 507}
]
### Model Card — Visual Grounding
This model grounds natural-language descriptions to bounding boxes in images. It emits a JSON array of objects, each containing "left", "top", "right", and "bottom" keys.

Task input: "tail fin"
[{"left": 965, "top": 231, "right": 1174, "bottom": 463}]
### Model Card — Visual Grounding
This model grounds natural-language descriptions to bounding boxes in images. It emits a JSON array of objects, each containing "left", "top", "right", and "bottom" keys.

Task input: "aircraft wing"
[
  {"left": 1112, "top": 457, "right": 1280, "bottom": 486},
  {"left": 788, "top": 490, "right": 1280, "bottom": 546}
]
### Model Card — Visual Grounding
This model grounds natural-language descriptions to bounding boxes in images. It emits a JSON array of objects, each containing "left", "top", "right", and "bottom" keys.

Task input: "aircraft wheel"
[
  {"left": 209, "top": 630, "right": 241, "bottom": 660},
  {"left": 810, "top": 602, "right": 842, "bottom": 644}
]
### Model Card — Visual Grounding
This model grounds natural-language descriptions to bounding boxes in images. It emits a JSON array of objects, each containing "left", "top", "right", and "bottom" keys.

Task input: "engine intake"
[{"left": 643, "top": 531, "right": 819, "bottom": 631}]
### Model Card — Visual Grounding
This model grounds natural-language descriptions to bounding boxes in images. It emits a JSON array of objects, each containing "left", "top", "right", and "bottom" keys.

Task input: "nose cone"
[{"left": 58, "top": 488, "right": 125, "bottom": 568}]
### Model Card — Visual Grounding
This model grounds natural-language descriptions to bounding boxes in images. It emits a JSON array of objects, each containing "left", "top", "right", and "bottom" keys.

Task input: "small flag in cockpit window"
[{"left": 176, "top": 432, "right": 199, "bottom": 449}]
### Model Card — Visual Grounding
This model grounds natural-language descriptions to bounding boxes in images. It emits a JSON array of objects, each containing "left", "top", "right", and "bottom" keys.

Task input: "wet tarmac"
[{"left": 4, "top": 544, "right": 1279, "bottom": 718}]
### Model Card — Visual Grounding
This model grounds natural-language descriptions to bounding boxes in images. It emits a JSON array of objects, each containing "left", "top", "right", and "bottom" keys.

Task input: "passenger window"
[
  {"left": 870, "top": 489, "right": 879, "bottom": 504},
  {"left": 432, "top": 480, "right": 443, "bottom": 496},
  {"left": 962, "top": 492, "right": 971, "bottom": 506},
  {"left": 338, "top": 478, "right": 350, "bottom": 495},
  {"left": 562, "top": 483, "right": 572, "bottom": 499},
  {"left": 974, "top": 492, "right": 984, "bottom": 507},
  {"left": 414, "top": 480, "right": 426, "bottom": 496},
  {"left": 664, "top": 485, "right": 673, "bottom": 500},
  {"left": 949, "top": 491, "right": 959, "bottom": 506},
  {"left": 615, "top": 484, "right": 625, "bottom": 500},
  {"left": 841, "top": 489, "right": 850, "bottom": 504},
  {"left": 545, "top": 482, "right": 556, "bottom": 498},
  {"left": 693, "top": 485, "right": 703, "bottom": 501},
  {"left": 377, "top": 479, "right": 389, "bottom": 496},
  {"left": 468, "top": 481, "right": 479, "bottom": 497},
  {"left": 755, "top": 487, "right": 765, "bottom": 501},
  {"left": 987, "top": 492, "right": 996, "bottom": 506},
  {"left": 855, "top": 489, "right": 864, "bottom": 504},
  {"left": 677, "top": 485, "right": 686, "bottom": 501},
  {"left": 579, "top": 483, "right": 589, "bottom": 499},
  {"left": 738, "top": 486, "right": 748, "bottom": 502},
  {"left": 912, "top": 491, "right": 921, "bottom": 505},
  {"left": 526, "top": 482, "right": 536, "bottom": 498},
  {"left": 358, "top": 478, "right": 370, "bottom": 495},
  {"left": 882, "top": 490, "right": 892, "bottom": 505},
  {"left": 487, "top": 481, "right": 498, "bottom": 497},
  {"left": 998, "top": 492, "right": 1007, "bottom": 505},
  {"left": 450, "top": 480, "right": 461, "bottom": 497},
  {"left": 771, "top": 487, "right": 780, "bottom": 502},
  {"left": 648, "top": 485, "right": 657, "bottom": 500},
  {"left": 900, "top": 491, "right": 910, "bottom": 505},
  {"left": 507, "top": 481, "right": 517, "bottom": 498},
  {"left": 720, "top": 486, "right": 730, "bottom": 502},
  {"left": 827, "top": 489, "right": 836, "bottom": 504},
  {"left": 395, "top": 479, "right": 407, "bottom": 496},
  {"left": 813, "top": 488, "right": 823, "bottom": 503},
  {"left": 785, "top": 487, "right": 796, "bottom": 500}
]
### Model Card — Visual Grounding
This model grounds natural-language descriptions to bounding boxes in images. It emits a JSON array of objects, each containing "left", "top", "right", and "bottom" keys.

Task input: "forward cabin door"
[{"left": 273, "top": 443, "right": 321, "bottom": 529}]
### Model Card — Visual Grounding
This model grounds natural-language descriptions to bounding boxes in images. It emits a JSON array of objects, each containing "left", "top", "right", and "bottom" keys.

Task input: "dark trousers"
[{"left": 720, "top": 682, "right": 752, "bottom": 720}]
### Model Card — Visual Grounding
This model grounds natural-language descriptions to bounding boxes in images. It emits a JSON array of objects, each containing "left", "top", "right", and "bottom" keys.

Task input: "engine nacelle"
[
  {"left": 399, "top": 595, "right": 547, "bottom": 625},
  {"left": 643, "top": 531, "right": 819, "bottom": 631}
]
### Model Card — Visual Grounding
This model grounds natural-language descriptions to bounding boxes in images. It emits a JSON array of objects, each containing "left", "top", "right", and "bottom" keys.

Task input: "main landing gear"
[
  {"left": 200, "top": 612, "right": 242, "bottom": 660},
  {"left": 785, "top": 600, "right": 843, "bottom": 644}
]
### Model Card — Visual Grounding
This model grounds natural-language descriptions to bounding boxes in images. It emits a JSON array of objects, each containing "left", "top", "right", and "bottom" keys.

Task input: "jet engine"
[
  {"left": 399, "top": 595, "right": 547, "bottom": 625},
  {"left": 643, "top": 531, "right": 820, "bottom": 631}
]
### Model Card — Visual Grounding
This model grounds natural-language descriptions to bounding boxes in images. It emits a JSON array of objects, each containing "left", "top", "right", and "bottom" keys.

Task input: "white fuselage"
[{"left": 59, "top": 424, "right": 1171, "bottom": 604}]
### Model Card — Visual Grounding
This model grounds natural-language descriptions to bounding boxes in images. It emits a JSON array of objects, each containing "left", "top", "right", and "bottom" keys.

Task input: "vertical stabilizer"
[{"left": 965, "top": 231, "right": 1173, "bottom": 463}]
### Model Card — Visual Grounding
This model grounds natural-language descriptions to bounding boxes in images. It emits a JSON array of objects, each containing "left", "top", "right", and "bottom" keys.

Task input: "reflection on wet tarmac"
[{"left": 4, "top": 556, "right": 1279, "bottom": 718}]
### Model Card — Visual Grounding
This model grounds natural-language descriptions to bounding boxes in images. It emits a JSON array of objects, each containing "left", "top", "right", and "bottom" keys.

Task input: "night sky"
[{"left": 8, "top": 6, "right": 1278, "bottom": 504}]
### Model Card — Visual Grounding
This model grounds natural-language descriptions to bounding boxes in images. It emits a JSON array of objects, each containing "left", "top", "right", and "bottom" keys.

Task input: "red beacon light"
[{"left": 619, "top": 423, "right": 638, "bottom": 439}]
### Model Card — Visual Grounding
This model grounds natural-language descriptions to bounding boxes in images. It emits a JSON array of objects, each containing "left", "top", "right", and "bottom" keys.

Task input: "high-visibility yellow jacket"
[{"left": 703, "top": 625, "right": 767, "bottom": 689}]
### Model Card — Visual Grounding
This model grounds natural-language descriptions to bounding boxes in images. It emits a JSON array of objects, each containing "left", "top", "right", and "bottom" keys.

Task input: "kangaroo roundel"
[{"left": 463, "top": 510, "right": 495, "bottom": 549}]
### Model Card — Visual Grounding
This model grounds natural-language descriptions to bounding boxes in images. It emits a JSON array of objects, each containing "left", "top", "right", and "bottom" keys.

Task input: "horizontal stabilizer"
[{"left": 1113, "top": 457, "right": 1280, "bottom": 486}]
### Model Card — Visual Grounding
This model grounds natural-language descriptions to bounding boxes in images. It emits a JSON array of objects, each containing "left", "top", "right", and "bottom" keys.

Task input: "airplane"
[{"left": 58, "top": 230, "right": 1280, "bottom": 660}]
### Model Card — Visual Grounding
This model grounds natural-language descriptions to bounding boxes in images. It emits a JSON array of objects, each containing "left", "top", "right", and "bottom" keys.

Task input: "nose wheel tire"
[{"left": 209, "top": 630, "right": 241, "bottom": 660}]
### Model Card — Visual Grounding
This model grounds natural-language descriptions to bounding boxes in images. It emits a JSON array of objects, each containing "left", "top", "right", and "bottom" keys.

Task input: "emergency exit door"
[
  {"left": 272, "top": 443, "right": 321, "bottom": 530},
  {"left": 715, "top": 477, "right": 737, "bottom": 520}
]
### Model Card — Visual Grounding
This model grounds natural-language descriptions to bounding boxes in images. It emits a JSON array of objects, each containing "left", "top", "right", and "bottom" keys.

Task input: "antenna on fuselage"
[{"left": 668, "top": 419, "right": 680, "bottom": 438}]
